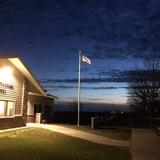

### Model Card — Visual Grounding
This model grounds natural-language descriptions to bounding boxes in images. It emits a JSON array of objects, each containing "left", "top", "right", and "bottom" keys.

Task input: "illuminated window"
[
  {"left": 0, "top": 101, "right": 6, "bottom": 117},
  {"left": 7, "top": 101, "right": 14, "bottom": 116},
  {"left": 0, "top": 100, "right": 15, "bottom": 117}
]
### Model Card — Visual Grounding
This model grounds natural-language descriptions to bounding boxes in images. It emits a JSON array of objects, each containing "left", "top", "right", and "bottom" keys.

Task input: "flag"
[{"left": 81, "top": 55, "right": 91, "bottom": 64}]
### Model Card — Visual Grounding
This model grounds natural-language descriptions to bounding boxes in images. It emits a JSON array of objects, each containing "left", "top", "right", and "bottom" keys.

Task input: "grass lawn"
[
  {"left": 0, "top": 128, "right": 131, "bottom": 160},
  {"left": 59, "top": 124, "right": 132, "bottom": 141}
]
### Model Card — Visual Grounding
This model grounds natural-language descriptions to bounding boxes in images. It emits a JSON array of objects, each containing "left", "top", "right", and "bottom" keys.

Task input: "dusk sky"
[{"left": 0, "top": 0, "right": 160, "bottom": 106}]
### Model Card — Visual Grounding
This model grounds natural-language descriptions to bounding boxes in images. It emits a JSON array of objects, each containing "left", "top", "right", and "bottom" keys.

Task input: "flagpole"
[{"left": 77, "top": 50, "right": 81, "bottom": 126}]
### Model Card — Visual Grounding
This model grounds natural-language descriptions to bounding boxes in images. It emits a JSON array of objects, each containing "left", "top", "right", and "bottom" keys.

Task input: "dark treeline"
[{"left": 52, "top": 111, "right": 152, "bottom": 128}]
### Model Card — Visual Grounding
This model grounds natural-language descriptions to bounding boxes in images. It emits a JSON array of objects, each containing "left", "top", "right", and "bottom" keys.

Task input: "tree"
[{"left": 128, "top": 57, "right": 160, "bottom": 127}]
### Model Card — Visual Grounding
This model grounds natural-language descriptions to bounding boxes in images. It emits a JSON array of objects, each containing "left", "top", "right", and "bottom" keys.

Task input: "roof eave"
[{"left": 8, "top": 57, "right": 46, "bottom": 96}]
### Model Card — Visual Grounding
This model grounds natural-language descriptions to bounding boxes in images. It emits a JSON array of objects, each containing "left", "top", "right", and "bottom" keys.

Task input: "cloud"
[
  {"left": 43, "top": 85, "right": 76, "bottom": 89},
  {"left": 40, "top": 76, "right": 129, "bottom": 84},
  {"left": 63, "top": 0, "right": 160, "bottom": 60},
  {"left": 41, "top": 67, "right": 160, "bottom": 86},
  {"left": 43, "top": 85, "right": 125, "bottom": 90},
  {"left": 88, "top": 0, "right": 160, "bottom": 59},
  {"left": 40, "top": 69, "right": 132, "bottom": 84},
  {"left": 0, "top": 0, "right": 159, "bottom": 60},
  {"left": 86, "top": 98, "right": 109, "bottom": 101}
]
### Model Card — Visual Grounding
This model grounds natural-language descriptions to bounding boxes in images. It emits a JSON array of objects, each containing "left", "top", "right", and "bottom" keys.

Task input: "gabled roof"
[{"left": 0, "top": 55, "right": 46, "bottom": 96}]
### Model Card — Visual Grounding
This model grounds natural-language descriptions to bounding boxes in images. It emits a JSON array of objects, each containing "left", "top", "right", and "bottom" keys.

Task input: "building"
[{"left": 0, "top": 56, "right": 55, "bottom": 129}]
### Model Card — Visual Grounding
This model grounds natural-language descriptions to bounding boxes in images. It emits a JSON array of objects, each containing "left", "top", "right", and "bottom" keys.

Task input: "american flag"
[{"left": 81, "top": 55, "right": 91, "bottom": 64}]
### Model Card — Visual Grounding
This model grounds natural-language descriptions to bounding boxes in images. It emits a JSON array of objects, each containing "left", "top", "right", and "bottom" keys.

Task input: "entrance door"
[{"left": 34, "top": 104, "right": 41, "bottom": 115}]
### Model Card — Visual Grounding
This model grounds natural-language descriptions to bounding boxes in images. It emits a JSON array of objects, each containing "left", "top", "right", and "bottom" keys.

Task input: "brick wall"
[
  {"left": 0, "top": 116, "right": 25, "bottom": 129},
  {"left": 27, "top": 115, "right": 35, "bottom": 123}
]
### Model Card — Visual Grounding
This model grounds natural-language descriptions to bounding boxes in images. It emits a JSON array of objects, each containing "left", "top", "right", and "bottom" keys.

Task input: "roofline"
[
  {"left": 9, "top": 57, "right": 46, "bottom": 96},
  {"left": 16, "top": 57, "right": 46, "bottom": 95},
  {"left": 28, "top": 92, "right": 58, "bottom": 99},
  {"left": 0, "top": 55, "right": 46, "bottom": 96}
]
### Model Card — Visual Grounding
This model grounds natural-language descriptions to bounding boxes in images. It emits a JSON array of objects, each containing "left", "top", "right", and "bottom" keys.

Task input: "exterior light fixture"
[
  {"left": 1, "top": 67, "right": 13, "bottom": 74},
  {"left": 0, "top": 66, "right": 14, "bottom": 83}
]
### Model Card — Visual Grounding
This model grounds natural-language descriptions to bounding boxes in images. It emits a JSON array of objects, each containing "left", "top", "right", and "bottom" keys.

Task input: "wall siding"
[
  {"left": 0, "top": 58, "right": 55, "bottom": 129},
  {"left": 0, "top": 59, "right": 28, "bottom": 129},
  {"left": 0, "top": 116, "right": 26, "bottom": 129},
  {"left": 0, "top": 59, "right": 24, "bottom": 115}
]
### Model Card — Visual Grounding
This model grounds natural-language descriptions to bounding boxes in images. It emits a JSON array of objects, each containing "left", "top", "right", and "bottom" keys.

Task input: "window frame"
[{"left": 0, "top": 99, "right": 15, "bottom": 118}]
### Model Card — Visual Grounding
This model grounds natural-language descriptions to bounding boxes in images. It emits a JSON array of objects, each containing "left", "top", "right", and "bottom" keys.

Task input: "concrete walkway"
[
  {"left": 26, "top": 123, "right": 131, "bottom": 147},
  {"left": 132, "top": 129, "right": 160, "bottom": 160},
  {"left": 0, "top": 127, "right": 26, "bottom": 133}
]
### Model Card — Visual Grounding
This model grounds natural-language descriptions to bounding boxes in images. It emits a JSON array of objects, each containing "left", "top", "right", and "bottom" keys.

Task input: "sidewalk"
[
  {"left": 132, "top": 129, "right": 160, "bottom": 160},
  {"left": 0, "top": 126, "right": 26, "bottom": 133},
  {"left": 27, "top": 123, "right": 131, "bottom": 148}
]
